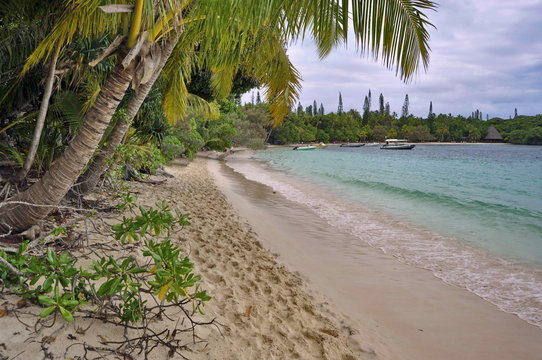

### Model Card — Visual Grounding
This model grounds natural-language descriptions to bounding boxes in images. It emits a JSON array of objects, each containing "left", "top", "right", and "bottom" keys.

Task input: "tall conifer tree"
[
  {"left": 256, "top": 91, "right": 261, "bottom": 104},
  {"left": 363, "top": 95, "right": 370, "bottom": 124},
  {"left": 428, "top": 101, "right": 433, "bottom": 119},
  {"left": 338, "top": 92, "right": 344, "bottom": 114},
  {"left": 385, "top": 102, "right": 390, "bottom": 116},
  {"left": 401, "top": 94, "right": 409, "bottom": 118},
  {"left": 379, "top": 93, "right": 385, "bottom": 114},
  {"left": 319, "top": 103, "right": 325, "bottom": 115}
]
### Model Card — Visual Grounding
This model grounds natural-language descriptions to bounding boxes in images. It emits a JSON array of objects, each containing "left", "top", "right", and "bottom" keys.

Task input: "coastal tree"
[
  {"left": 402, "top": 94, "right": 410, "bottom": 118},
  {"left": 319, "top": 103, "right": 325, "bottom": 115},
  {"left": 0, "top": 0, "right": 438, "bottom": 234},
  {"left": 362, "top": 95, "right": 370, "bottom": 124},
  {"left": 379, "top": 93, "right": 385, "bottom": 114},
  {"left": 297, "top": 102, "right": 304, "bottom": 115},
  {"left": 428, "top": 101, "right": 434, "bottom": 119},
  {"left": 338, "top": 92, "right": 344, "bottom": 115}
]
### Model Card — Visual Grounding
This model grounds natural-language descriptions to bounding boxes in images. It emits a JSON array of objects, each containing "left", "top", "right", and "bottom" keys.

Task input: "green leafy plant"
[
  {"left": 144, "top": 239, "right": 210, "bottom": 310},
  {"left": 112, "top": 201, "right": 190, "bottom": 243},
  {"left": 0, "top": 199, "right": 206, "bottom": 330}
]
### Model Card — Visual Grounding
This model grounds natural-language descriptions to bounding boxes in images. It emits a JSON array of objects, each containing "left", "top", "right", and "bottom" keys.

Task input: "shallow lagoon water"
[{"left": 228, "top": 144, "right": 542, "bottom": 327}]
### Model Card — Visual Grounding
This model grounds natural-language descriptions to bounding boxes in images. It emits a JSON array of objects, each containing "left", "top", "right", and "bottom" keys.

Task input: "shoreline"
[
  {"left": 0, "top": 158, "right": 368, "bottom": 359},
  {"left": 269, "top": 142, "right": 516, "bottom": 148},
  {"left": 209, "top": 153, "right": 542, "bottom": 360}
]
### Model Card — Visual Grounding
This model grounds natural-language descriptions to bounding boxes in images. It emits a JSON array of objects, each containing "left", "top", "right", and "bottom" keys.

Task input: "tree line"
[{"left": 260, "top": 91, "right": 542, "bottom": 145}]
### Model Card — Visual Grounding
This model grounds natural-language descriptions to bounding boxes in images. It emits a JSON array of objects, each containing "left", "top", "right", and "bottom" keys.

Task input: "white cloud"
[{"left": 243, "top": 0, "right": 542, "bottom": 118}]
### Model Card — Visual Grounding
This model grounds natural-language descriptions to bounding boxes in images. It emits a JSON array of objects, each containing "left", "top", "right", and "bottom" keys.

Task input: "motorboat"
[
  {"left": 315, "top": 142, "right": 328, "bottom": 148},
  {"left": 380, "top": 139, "right": 415, "bottom": 150},
  {"left": 365, "top": 142, "right": 380, "bottom": 147},
  {"left": 340, "top": 143, "right": 365, "bottom": 147},
  {"left": 293, "top": 145, "right": 317, "bottom": 150}
]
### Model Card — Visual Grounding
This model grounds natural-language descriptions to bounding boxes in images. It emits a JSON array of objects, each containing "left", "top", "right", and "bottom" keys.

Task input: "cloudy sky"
[{"left": 244, "top": 0, "right": 542, "bottom": 118}]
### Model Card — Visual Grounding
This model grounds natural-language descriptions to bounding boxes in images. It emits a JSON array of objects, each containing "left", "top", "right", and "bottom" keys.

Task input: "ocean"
[{"left": 226, "top": 144, "right": 542, "bottom": 328}]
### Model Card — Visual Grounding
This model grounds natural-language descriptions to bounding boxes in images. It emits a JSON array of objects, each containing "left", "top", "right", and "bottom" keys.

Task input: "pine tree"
[
  {"left": 514, "top": 108, "right": 518, "bottom": 118},
  {"left": 385, "top": 102, "right": 390, "bottom": 116},
  {"left": 379, "top": 93, "right": 385, "bottom": 114},
  {"left": 306, "top": 105, "right": 313, "bottom": 116},
  {"left": 362, "top": 95, "right": 370, "bottom": 124},
  {"left": 256, "top": 91, "right": 261, "bottom": 104},
  {"left": 401, "top": 94, "right": 409, "bottom": 118},
  {"left": 313, "top": 100, "right": 318, "bottom": 114},
  {"left": 338, "top": 92, "right": 344, "bottom": 114},
  {"left": 297, "top": 102, "right": 303, "bottom": 115},
  {"left": 428, "top": 101, "right": 433, "bottom": 119},
  {"left": 319, "top": 103, "right": 325, "bottom": 115},
  {"left": 367, "top": 90, "right": 372, "bottom": 112},
  {"left": 486, "top": 114, "right": 489, "bottom": 121}
]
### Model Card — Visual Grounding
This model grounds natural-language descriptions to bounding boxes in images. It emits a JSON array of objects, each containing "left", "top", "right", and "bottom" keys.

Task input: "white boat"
[
  {"left": 380, "top": 139, "right": 415, "bottom": 150},
  {"left": 365, "top": 142, "right": 380, "bottom": 147},
  {"left": 293, "top": 145, "right": 317, "bottom": 151}
]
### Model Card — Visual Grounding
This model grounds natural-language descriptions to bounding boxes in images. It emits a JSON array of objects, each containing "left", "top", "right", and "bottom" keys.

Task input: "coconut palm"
[
  {"left": 76, "top": 22, "right": 302, "bottom": 194},
  {"left": 0, "top": 0, "right": 436, "bottom": 234}
]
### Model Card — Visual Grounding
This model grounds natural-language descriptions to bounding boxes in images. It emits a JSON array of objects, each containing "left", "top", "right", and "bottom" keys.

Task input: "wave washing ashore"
[{"left": 225, "top": 144, "right": 542, "bottom": 329}]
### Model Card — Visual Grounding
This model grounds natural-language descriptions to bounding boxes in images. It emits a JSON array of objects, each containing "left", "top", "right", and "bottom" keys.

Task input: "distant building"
[{"left": 483, "top": 126, "right": 504, "bottom": 143}]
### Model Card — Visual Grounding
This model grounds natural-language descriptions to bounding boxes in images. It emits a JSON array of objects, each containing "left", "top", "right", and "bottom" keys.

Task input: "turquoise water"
[
  {"left": 227, "top": 144, "right": 542, "bottom": 327},
  {"left": 254, "top": 145, "right": 542, "bottom": 266}
]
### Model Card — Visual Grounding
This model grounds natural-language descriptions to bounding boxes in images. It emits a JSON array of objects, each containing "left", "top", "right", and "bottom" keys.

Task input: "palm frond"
[{"left": 22, "top": 0, "right": 127, "bottom": 74}]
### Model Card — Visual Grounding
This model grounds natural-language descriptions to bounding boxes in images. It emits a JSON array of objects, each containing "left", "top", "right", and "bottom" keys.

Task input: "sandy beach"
[
  {"left": 0, "top": 158, "right": 372, "bottom": 359},
  {"left": 1, "top": 155, "right": 541, "bottom": 359},
  {"left": 210, "top": 152, "right": 542, "bottom": 360}
]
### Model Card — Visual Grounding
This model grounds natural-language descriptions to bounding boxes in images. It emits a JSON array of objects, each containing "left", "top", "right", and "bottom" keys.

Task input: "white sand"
[
  {"left": 0, "top": 158, "right": 371, "bottom": 359},
  {"left": 208, "top": 153, "right": 542, "bottom": 360},
  {"left": 2, "top": 155, "right": 541, "bottom": 359}
]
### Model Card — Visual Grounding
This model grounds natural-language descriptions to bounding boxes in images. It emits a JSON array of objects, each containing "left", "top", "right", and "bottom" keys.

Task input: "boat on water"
[
  {"left": 365, "top": 142, "right": 380, "bottom": 147},
  {"left": 380, "top": 139, "right": 416, "bottom": 150},
  {"left": 315, "top": 142, "right": 328, "bottom": 148},
  {"left": 293, "top": 145, "right": 317, "bottom": 151},
  {"left": 340, "top": 143, "right": 365, "bottom": 147}
]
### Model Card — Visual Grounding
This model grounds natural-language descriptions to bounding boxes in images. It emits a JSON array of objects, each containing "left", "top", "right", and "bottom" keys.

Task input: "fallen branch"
[
  {"left": 82, "top": 343, "right": 135, "bottom": 360},
  {"left": 0, "top": 200, "right": 93, "bottom": 212},
  {"left": 0, "top": 254, "right": 23, "bottom": 276}
]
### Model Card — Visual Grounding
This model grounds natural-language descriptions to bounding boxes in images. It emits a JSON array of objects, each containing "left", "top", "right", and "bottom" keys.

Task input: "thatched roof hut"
[{"left": 483, "top": 126, "right": 504, "bottom": 142}]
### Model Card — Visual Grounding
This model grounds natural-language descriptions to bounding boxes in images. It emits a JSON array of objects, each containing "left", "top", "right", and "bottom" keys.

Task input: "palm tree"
[
  {"left": 76, "top": 23, "right": 302, "bottom": 194},
  {"left": 0, "top": 0, "right": 436, "bottom": 235}
]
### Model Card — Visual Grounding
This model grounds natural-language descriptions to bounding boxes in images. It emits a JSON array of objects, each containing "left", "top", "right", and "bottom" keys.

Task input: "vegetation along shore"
[{"left": 1, "top": 0, "right": 540, "bottom": 359}]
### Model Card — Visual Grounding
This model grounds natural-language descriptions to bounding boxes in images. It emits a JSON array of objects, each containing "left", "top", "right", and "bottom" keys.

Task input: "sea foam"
[{"left": 226, "top": 153, "right": 542, "bottom": 329}]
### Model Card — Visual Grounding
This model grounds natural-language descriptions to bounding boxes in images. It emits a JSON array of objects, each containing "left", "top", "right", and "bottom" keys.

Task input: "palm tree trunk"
[
  {"left": 0, "top": 62, "right": 135, "bottom": 234},
  {"left": 18, "top": 46, "right": 61, "bottom": 180},
  {"left": 75, "top": 32, "right": 182, "bottom": 195}
]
